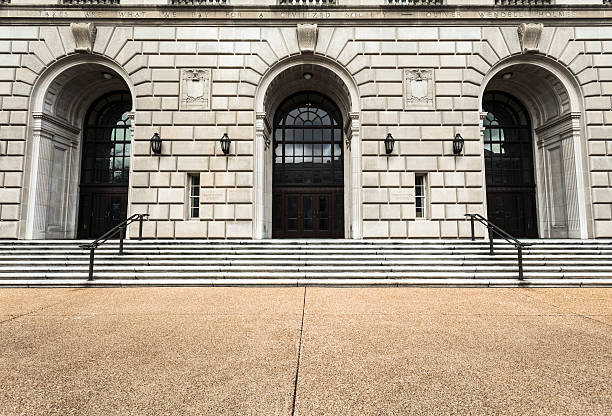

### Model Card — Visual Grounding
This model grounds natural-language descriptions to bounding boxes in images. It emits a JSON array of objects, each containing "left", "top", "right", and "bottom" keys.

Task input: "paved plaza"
[{"left": 0, "top": 288, "right": 610, "bottom": 415}]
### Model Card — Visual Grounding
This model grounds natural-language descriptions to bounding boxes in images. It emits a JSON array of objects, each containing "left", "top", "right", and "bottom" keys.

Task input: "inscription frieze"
[{"left": 16, "top": 8, "right": 595, "bottom": 21}]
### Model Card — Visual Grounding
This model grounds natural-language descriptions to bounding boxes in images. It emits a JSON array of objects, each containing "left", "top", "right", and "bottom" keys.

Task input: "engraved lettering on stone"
[
  {"left": 70, "top": 23, "right": 96, "bottom": 53},
  {"left": 518, "top": 23, "right": 543, "bottom": 54},
  {"left": 180, "top": 69, "right": 211, "bottom": 111},
  {"left": 403, "top": 69, "right": 435, "bottom": 110},
  {"left": 297, "top": 24, "right": 318, "bottom": 54},
  {"left": 201, "top": 190, "right": 225, "bottom": 203},
  {"left": 390, "top": 189, "right": 415, "bottom": 203}
]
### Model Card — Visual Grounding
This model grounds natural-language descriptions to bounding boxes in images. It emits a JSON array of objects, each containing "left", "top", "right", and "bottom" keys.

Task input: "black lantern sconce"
[
  {"left": 220, "top": 132, "right": 231, "bottom": 155},
  {"left": 384, "top": 133, "right": 395, "bottom": 155},
  {"left": 150, "top": 132, "right": 162, "bottom": 155},
  {"left": 452, "top": 133, "right": 464, "bottom": 155}
]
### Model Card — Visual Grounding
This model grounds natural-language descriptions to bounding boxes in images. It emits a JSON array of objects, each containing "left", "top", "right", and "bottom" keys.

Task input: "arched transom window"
[{"left": 273, "top": 91, "right": 343, "bottom": 187}]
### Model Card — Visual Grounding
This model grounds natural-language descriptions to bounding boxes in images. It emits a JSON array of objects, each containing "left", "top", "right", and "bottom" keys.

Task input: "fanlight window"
[{"left": 273, "top": 92, "right": 343, "bottom": 187}]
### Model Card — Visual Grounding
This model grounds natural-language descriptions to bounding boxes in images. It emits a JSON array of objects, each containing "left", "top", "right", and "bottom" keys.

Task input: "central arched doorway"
[
  {"left": 483, "top": 91, "right": 538, "bottom": 238},
  {"left": 77, "top": 91, "right": 132, "bottom": 238},
  {"left": 272, "top": 91, "right": 344, "bottom": 238}
]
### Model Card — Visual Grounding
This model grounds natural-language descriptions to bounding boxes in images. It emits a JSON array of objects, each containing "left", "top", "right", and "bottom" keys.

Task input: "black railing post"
[
  {"left": 138, "top": 214, "right": 144, "bottom": 241},
  {"left": 88, "top": 246, "right": 95, "bottom": 281},
  {"left": 489, "top": 229, "right": 494, "bottom": 255},
  {"left": 469, "top": 215, "right": 475, "bottom": 241},
  {"left": 518, "top": 245, "right": 524, "bottom": 281},
  {"left": 119, "top": 225, "right": 125, "bottom": 255}
]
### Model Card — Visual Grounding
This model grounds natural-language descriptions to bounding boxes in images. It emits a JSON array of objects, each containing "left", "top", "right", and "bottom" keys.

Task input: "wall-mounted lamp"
[
  {"left": 220, "top": 132, "right": 231, "bottom": 155},
  {"left": 384, "top": 133, "right": 394, "bottom": 155},
  {"left": 150, "top": 132, "right": 162, "bottom": 155},
  {"left": 452, "top": 133, "right": 464, "bottom": 155}
]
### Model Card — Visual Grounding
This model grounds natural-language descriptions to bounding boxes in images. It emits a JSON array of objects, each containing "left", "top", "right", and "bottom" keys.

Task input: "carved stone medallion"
[
  {"left": 518, "top": 23, "right": 543, "bottom": 54},
  {"left": 403, "top": 69, "right": 435, "bottom": 110},
  {"left": 180, "top": 69, "right": 211, "bottom": 111},
  {"left": 70, "top": 23, "right": 96, "bottom": 53},
  {"left": 297, "top": 24, "right": 318, "bottom": 54}
]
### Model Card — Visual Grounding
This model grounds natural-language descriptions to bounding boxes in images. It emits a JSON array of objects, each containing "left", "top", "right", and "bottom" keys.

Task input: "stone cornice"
[{"left": 1, "top": 5, "right": 612, "bottom": 23}]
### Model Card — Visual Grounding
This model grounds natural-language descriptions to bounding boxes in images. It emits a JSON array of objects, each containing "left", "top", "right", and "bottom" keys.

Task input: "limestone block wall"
[
  {"left": 575, "top": 26, "right": 612, "bottom": 238},
  {"left": 0, "top": 9, "right": 612, "bottom": 238},
  {"left": 357, "top": 26, "right": 484, "bottom": 238}
]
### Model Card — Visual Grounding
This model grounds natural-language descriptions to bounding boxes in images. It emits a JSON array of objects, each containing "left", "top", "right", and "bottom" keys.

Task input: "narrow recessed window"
[
  {"left": 415, "top": 174, "right": 427, "bottom": 219},
  {"left": 189, "top": 174, "right": 200, "bottom": 218}
]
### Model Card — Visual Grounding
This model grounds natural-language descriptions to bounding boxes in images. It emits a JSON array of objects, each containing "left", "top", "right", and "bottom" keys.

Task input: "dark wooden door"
[
  {"left": 78, "top": 188, "right": 128, "bottom": 238},
  {"left": 273, "top": 187, "right": 343, "bottom": 238},
  {"left": 272, "top": 92, "right": 344, "bottom": 239},
  {"left": 487, "top": 188, "right": 538, "bottom": 238}
]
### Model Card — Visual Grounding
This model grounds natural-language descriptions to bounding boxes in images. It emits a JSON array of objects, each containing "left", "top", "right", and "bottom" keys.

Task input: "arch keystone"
[
  {"left": 70, "top": 23, "right": 96, "bottom": 53},
  {"left": 297, "top": 24, "right": 318, "bottom": 54},
  {"left": 518, "top": 23, "right": 543, "bottom": 54}
]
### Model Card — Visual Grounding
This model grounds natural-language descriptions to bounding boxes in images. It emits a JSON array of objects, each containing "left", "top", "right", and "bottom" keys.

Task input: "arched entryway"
[
  {"left": 254, "top": 56, "right": 361, "bottom": 239},
  {"left": 481, "top": 59, "right": 589, "bottom": 239},
  {"left": 272, "top": 92, "right": 344, "bottom": 238},
  {"left": 77, "top": 91, "right": 132, "bottom": 238},
  {"left": 22, "top": 57, "right": 135, "bottom": 239},
  {"left": 483, "top": 91, "right": 538, "bottom": 238}
]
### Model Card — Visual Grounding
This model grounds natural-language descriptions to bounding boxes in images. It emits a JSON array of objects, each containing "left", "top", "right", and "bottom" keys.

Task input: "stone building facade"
[{"left": 0, "top": 0, "right": 611, "bottom": 240}]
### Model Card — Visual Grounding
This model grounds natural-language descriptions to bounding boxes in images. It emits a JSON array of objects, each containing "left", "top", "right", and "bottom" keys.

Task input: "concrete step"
[
  {"left": 2, "top": 258, "right": 612, "bottom": 267},
  {"left": 0, "top": 239, "right": 611, "bottom": 286}
]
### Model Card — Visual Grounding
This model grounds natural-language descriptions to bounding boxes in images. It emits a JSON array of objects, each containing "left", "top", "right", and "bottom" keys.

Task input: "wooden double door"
[
  {"left": 486, "top": 187, "right": 538, "bottom": 238},
  {"left": 77, "top": 187, "right": 128, "bottom": 239},
  {"left": 273, "top": 187, "right": 344, "bottom": 238}
]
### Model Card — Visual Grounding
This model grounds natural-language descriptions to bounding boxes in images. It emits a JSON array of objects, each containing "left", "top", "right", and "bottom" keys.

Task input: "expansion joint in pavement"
[
  {"left": 513, "top": 288, "right": 612, "bottom": 329},
  {"left": 291, "top": 287, "right": 307, "bottom": 416},
  {"left": 0, "top": 288, "right": 82, "bottom": 326}
]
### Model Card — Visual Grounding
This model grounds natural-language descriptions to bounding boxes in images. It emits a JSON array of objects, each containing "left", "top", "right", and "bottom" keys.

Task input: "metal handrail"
[
  {"left": 80, "top": 213, "right": 149, "bottom": 281},
  {"left": 465, "top": 213, "right": 531, "bottom": 280}
]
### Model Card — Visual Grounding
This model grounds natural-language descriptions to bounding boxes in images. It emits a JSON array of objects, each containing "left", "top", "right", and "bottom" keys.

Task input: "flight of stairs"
[{"left": 0, "top": 239, "right": 611, "bottom": 287}]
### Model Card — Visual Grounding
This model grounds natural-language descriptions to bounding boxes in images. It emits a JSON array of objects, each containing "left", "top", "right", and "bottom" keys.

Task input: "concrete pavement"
[{"left": 0, "top": 288, "right": 610, "bottom": 415}]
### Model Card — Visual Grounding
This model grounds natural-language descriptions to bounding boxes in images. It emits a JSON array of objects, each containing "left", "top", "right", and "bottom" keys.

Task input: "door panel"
[
  {"left": 78, "top": 188, "right": 128, "bottom": 239},
  {"left": 487, "top": 187, "right": 538, "bottom": 238},
  {"left": 273, "top": 187, "right": 343, "bottom": 238}
]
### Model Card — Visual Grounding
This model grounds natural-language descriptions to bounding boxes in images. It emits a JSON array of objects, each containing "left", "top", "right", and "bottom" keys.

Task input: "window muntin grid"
[
  {"left": 273, "top": 91, "right": 343, "bottom": 187},
  {"left": 483, "top": 91, "right": 535, "bottom": 189},
  {"left": 81, "top": 91, "right": 132, "bottom": 186},
  {"left": 415, "top": 174, "right": 426, "bottom": 218},
  {"left": 189, "top": 174, "right": 200, "bottom": 218}
]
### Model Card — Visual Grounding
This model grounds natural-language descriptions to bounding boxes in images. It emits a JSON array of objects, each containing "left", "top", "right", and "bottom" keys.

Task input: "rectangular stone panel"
[
  {"left": 404, "top": 69, "right": 435, "bottom": 110},
  {"left": 179, "top": 68, "right": 211, "bottom": 111}
]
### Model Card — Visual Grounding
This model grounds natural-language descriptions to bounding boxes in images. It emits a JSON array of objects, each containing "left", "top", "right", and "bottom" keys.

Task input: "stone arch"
[
  {"left": 21, "top": 55, "right": 135, "bottom": 239},
  {"left": 479, "top": 55, "right": 591, "bottom": 239},
  {"left": 253, "top": 55, "right": 361, "bottom": 239}
]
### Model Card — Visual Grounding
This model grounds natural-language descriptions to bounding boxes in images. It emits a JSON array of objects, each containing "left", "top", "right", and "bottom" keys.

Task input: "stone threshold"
[{"left": 2, "top": 278, "right": 611, "bottom": 288}]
